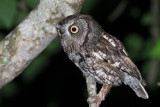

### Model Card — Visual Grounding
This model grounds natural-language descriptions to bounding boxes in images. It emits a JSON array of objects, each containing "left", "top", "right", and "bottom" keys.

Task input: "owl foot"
[
  {"left": 87, "top": 84, "right": 112, "bottom": 107},
  {"left": 87, "top": 95, "right": 102, "bottom": 107}
]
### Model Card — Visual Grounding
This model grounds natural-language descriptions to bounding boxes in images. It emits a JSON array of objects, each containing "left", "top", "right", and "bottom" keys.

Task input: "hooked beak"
[
  {"left": 56, "top": 23, "right": 61, "bottom": 30},
  {"left": 56, "top": 22, "right": 62, "bottom": 36}
]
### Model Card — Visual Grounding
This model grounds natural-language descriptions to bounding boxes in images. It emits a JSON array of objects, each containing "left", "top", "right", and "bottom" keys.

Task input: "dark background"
[{"left": 0, "top": 0, "right": 159, "bottom": 107}]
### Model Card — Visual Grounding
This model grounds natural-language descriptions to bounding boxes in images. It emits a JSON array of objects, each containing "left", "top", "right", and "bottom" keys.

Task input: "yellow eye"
[{"left": 70, "top": 26, "right": 79, "bottom": 34}]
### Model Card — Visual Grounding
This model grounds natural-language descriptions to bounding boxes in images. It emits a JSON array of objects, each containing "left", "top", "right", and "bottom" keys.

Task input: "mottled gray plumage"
[{"left": 56, "top": 14, "right": 149, "bottom": 99}]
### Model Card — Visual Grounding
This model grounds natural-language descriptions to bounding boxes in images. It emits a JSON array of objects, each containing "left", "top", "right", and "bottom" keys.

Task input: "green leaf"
[
  {"left": 22, "top": 0, "right": 40, "bottom": 8},
  {"left": 141, "top": 12, "right": 152, "bottom": 26},
  {"left": 0, "top": 0, "right": 17, "bottom": 29},
  {"left": 150, "top": 39, "right": 160, "bottom": 59}
]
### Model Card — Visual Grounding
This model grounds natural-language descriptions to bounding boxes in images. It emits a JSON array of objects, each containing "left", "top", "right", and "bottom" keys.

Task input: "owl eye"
[{"left": 70, "top": 25, "right": 79, "bottom": 34}]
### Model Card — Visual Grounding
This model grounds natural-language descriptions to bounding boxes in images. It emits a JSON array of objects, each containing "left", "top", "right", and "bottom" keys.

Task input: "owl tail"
[{"left": 123, "top": 72, "right": 149, "bottom": 99}]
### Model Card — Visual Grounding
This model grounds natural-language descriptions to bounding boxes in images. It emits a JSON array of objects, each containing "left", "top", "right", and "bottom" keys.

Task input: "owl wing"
[{"left": 93, "top": 33, "right": 145, "bottom": 85}]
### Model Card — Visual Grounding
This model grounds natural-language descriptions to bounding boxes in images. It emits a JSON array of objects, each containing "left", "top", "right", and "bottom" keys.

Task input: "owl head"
[{"left": 56, "top": 14, "right": 103, "bottom": 48}]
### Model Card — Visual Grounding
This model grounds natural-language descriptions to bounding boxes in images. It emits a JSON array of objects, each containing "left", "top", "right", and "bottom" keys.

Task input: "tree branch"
[
  {"left": 107, "top": 0, "right": 129, "bottom": 22},
  {"left": 0, "top": 1, "right": 99, "bottom": 107},
  {"left": 0, "top": 0, "right": 84, "bottom": 88},
  {"left": 86, "top": 76, "right": 97, "bottom": 107},
  {"left": 147, "top": 0, "right": 159, "bottom": 86}
]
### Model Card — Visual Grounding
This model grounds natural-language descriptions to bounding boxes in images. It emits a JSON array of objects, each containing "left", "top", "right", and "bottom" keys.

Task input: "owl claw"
[{"left": 87, "top": 95, "right": 102, "bottom": 107}]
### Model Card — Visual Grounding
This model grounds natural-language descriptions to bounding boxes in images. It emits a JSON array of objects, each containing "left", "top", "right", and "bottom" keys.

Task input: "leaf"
[
  {"left": 150, "top": 38, "right": 160, "bottom": 59},
  {"left": 0, "top": 0, "right": 17, "bottom": 29},
  {"left": 22, "top": 0, "right": 40, "bottom": 8},
  {"left": 141, "top": 12, "right": 152, "bottom": 26}
]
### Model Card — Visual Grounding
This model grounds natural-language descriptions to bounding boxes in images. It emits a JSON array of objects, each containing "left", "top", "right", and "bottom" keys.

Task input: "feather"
[{"left": 123, "top": 72, "right": 149, "bottom": 99}]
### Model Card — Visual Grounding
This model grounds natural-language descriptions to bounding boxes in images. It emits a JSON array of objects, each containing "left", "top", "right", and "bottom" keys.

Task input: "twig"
[
  {"left": 147, "top": 0, "right": 159, "bottom": 86},
  {"left": 0, "top": 1, "right": 99, "bottom": 107},
  {"left": 0, "top": 0, "right": 85, "bottom": 88},
  {"left": 151, "top": 0, "right": 159, "bottom": 41},
  {"left": 107, "top": 0, "right": 129, "bottom": 22},
  {"left": 86, "top": 76, "right": 97, "bottom": 107}
]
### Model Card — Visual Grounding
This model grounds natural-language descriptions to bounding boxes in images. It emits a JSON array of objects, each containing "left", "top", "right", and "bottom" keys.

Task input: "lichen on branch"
[{"left": 0, "top": 0, "right": 84, "bottom": 88}]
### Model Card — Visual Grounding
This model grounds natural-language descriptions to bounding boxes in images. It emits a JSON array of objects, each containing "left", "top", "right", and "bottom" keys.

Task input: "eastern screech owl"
[{"left": 56, "top": 14, "right": 149, "bottom": 101}]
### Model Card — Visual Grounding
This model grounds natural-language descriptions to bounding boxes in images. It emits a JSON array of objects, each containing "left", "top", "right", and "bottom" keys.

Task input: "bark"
[
  {"left": 0, "top": 1, "right": 99, "bottom": 107},
  {"left": 0, "top": 0, "right": 84, "bottom": 88}
]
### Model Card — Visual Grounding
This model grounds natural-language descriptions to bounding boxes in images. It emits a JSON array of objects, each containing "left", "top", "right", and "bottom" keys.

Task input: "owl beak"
[
  {"left": 56, "top": 23, "right": 62, "bottom": 36},
  {"left": 56, "top": 23, "right": 61, "bottom": 29}
]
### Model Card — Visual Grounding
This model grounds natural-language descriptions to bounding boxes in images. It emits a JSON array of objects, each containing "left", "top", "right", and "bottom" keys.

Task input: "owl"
[{"left": 56, "top": 14, "right": 149, "bottom": 105}]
